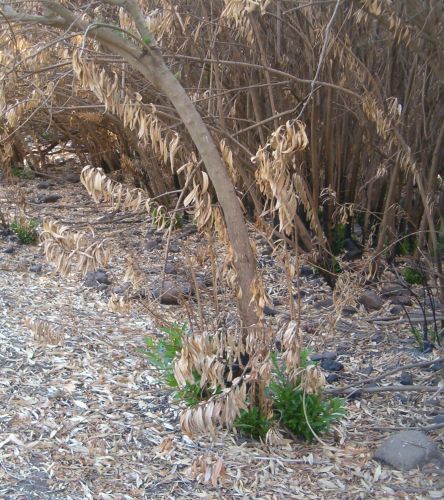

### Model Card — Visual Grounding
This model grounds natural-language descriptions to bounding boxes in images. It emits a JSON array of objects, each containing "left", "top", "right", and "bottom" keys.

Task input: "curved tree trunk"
[{"left": 2, "top": 0, "right": 259, "bottom": 327}]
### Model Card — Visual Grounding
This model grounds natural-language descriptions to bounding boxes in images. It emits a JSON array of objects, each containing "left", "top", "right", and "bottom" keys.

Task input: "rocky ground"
[{"left": 0, "top": 167, "right": 443, "bottom": 499}]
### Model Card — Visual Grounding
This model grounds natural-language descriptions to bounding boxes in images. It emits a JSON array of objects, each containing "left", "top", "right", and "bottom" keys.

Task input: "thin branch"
[{"left": 326, "top": 355, "right": 444, "bottom": 394}]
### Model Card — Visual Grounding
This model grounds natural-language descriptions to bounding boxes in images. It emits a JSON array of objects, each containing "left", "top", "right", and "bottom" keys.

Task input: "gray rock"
[
  {"left": 169, "top": 243, "right": 180, "bottom": 253},
  {"left": 358, "top": 290, "right": 383, "bottom": 311},
  {"left": 361, "top": 365, "right": 374, "bottom": 375},
  {"left": 381, "top": 283, "right": 410, "bottom": 297},
  {"left": 3, "top": 246, "right": 14, "bottom": 254},
  {"left": 95, "top": 269, "right": 111, "bottom": 285},
  {"left": 431, "top": 414, "right": 444, "bottom": 425},
  {"left": 152, "top": 280, "right": 192, "bottom": 305},
  {"left": 39, "top": 193, "right": 62, "bottom": 203},
  {"left": 321, "top": 359, "right": 344, "bottom": 372},
  {"left": 390, "top": 305, "right": 403, "bottom": 314},
  {"left": 400, "top": 371, "right": 413, "bottom": 385},
  {"left": 342, "top": 305, "right": 358, "bottom": 316},
  {"left": 326, "top": 373, "right": 340, "bottom": 383},
  {"left": 390, "top": 295, "right": 412, "bottom": 306},
  {"left": 146, "top": 239, "right": 160, "bottom": 251},
  {"left": 65, "top": 172, "right": 80, "bottom": 183},
  {"left": 293, "top": 289, "right": 307, "bottom": 299},
  {"left": 30, "top": 263, "right": 42, "bottom": 273},
  {"left": 83, "top": 270, "right": 111, "bottom": 288},
  {"left": 374, "top": 430, "right": 443, "bottom": 470},
  {"left": 300, "top": 265, "right": 315, "bottom": 277},
  {"left": 430, "top": 362, "right": 444, "bottom": 372},
  {"left": 37, "top": 181, "right": 54, "bottom": 189},
  {"left": 113, "top": 282, "right": 131, "bottom": 294},
  {"left": 164, "top": 262, "right": 177, "bottom": 275},
  {"left": 342, "top": 238, "right": 362, "bottom": 260},
  {"left": 311, "top": 351, "right": 337, "bottom": 362},
  {"left": 314, "top": 298, "right": 334, "bottom": 309}
]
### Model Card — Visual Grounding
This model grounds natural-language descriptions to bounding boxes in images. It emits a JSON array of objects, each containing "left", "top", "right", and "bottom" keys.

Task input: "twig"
[
  {"left": 373, "top": 422, "right": 444, "bottom": 432},
  {"left": 326, "top": 355, "right": 444, "bottom": 394},
  {"left": 326, "top": 384, "right": 443, "bottom": 396}
]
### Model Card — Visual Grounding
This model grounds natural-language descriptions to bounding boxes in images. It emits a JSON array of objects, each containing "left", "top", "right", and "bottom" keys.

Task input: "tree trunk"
[{"left": 3, "top": 0, "right": 259, "bottom": 327}]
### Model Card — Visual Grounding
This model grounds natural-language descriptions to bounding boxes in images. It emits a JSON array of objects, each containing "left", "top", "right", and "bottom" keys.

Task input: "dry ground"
[{"left": 0, "top": 169, "right": 443, "bottom": 499}]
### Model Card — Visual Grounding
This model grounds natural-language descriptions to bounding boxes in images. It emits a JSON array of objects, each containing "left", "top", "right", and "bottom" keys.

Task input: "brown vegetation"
[{"left": 1, "top": 0, "right": 443, "bottom": 439}]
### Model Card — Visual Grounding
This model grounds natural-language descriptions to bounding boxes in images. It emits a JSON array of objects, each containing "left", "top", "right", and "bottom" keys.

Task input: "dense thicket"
[{"left": 1, "top": 0, "right": 443, "bottom": 285}]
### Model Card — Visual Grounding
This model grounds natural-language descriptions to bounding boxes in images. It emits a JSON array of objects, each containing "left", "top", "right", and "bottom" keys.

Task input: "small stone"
[
  {"left": 299, "top": 265, "right": 315, "bottom": 277},
  {"left": 113, "top": 282, "right": 130, "bottom": 294},
  {"left": 40, "top": 193, "right": 62, "bottom": 203},
  {"left": 431, "top": 415, "right": 444, "bottom": 425},
  {"left": 342, "top": 305, "right": 357, "bottom": 316},
  {"left": 152, "top": 281, "right": 191, "bottom": 305},
  {"left": 390, "top": 305, "right": 403, "bottom": 314},
  {"left": 311, "top": 351, "right": 337, "bottom": 362},
  {"left": 3, "top": 246, "right": 14, "bottom": 254},
  {"left": 371, "top": 333, "right": 385, "bottom": 344},
  {"left": 374, "top": 430, "right": 443, "bottom": 470},
  {"left": 7, "top": 234, "right": 20, "bottom": 244},
  {"left": 430, "top": 362, "right": 444, "bottom": 372},
  {"left": 381, "top": 283, "right": 410, "bottom": 297},
  {"left": 179, "top": 226, "right": 197, "bottom": 237},
  {"left": 263, "top": 305, "right": 279, "bottom": 317},
  {"left": 314, "top": 298, "right": 333, "bottom": 309},
  {"left": 326, "top": 373, "right": 340, "bottom": 384},
  {"left": 30, "top": 263, "right": 42, "bottom": 273},
  {"left": 37, "top": 181, "right": 53, "bottom": 189},
  {"left": 83, "top": 270, "right": 110, "bottom": 288},
  {"left": 321, "top": 359, "right": 344, "bottom": 372},
  {"left": 65, "top": 172, "right": 80, "bottom": 183},
  {"left": 342, "top": 238, "right": 362, "bottom": 260},
  {"left": 95, "top": 269, "right": 111, "bottom": 285},
  {"left": 146, "top": 239, "right": 160, "bottom": 251},
  {"left": 361, "top": 365, "right": 374, "bottom": 375},
  {"left": 293, "top": 289, "right": 307, "bottom": 299},
  {"left": 169, "top": 243, "right": 180, "bottom": 253},
  {"left": 358, "top": 290, "right": 383, "bottom": 311},
  {"left": 83, "top": 272, "right": 98, "bottom": 288},
  {"left": 164, "top": 262, "right": 177, "bottom": 275},
  {"left": 400, "top": 371, "right": 413, "bottom": 385},
  {"left": 390, "top": 295, "right": 412, "bottom": 306}
]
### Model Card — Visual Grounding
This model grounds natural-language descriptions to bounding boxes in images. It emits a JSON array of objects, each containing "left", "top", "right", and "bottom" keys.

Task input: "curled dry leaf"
[
  {"left": 40, "top": 218, "right": 109, "bottom": 277},
  {"left": 189, "top": 454, "right": 227, "bottom": 487},
  {"left": 108, "top": 294, "right": 129, "bottom": 313},
  {"left": 24, "top": 317, "right": 64, "bottom": 345}
]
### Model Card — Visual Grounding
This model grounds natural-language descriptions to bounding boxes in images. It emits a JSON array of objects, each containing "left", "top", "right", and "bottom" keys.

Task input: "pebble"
[
  {"left": 83, "top": 270, "right": 111, "bottom": 288},
  {"left": 390, "top": 295, "right": 412, "bottom": 306},
  {"left": 400, "top": 371, "right": 413, "bottom": 385},
  {"left": 30, "top": 263, "right": 42, "bottom": 273},
  {"left": 3, "top": 246, "right": 14, "bottom": 254},
  {"left": 321, "top": 359, "right": 344, "bottom": 372},
  {"left": 389, "top": 305, "right": 403, "bottom": 314},
  {"left": 146, "top": 239, "right": 160, "bottom": 251},
  {"left": 358, "top": 290, "right": 384, "bottom": 311},
  {"left": 314, "top": 298, "right": 334, "bottom": 309},
  {"left": 95, "top": 269, "right": 111, "bottom": 285},
  {"left": 431, "top": 415, "right": 444, "bottom": 425},
  {"left": 310, "top": 351, "right": 337, "bottom": 362},
  {"left": 152, "top": 280, "right": 192, "bottom": 305},
  {"left": 374, "top": 430, "right": 443, "bottom": 470},
  {"left": 164, "top": 262, "right": 177, "bottom": 275},
  {"left": 360, "top": 365, "right": 374, "bottom": 375},
  {"left": 39, "top": 193, "right": 62, "bottom": 203},
  {"left": 169, "top": 243, "right": 180, "bottom": 253},
  {"left": 342, "top": 305, "right": 358, "bottom": 316},
  {"left": 326, "top": 373, "right": 340, "bottom": 384}
]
